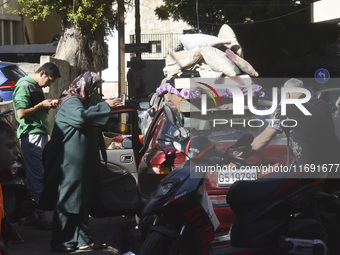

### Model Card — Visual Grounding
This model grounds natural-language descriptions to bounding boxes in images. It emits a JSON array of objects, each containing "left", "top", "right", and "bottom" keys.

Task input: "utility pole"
[
  {"left": 127, "top": 0, "right": 144, "bottom": 97},
  {"left": 118, "top": 0, "right": 126, "bottom": 95},
  {"left": 135, "top": 0, "right": 141, "bottom": 61}
]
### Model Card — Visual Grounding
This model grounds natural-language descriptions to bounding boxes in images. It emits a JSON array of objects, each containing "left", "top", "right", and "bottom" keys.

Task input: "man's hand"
[
  {"left": 51, "top": 99, "right": 59, "bottom": 108},
  {"left": 251, "top": 128, "right": 278, "bottom": 152},
  {"left": 41, "top": 99, "right": 54, "bottom": 109},
  {"left": 17, "top": 99, "right": 55, "bottom": 119}
]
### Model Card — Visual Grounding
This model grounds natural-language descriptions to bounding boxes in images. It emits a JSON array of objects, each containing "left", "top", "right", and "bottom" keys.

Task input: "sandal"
[
  {"left": 52, "top": 245, "right": 76, "bottom": 253},
  {"left": 78, "top": 243, "right": 94, "bottom": 250},
  {"left": 93, "top": 242, "right": 108, "bottom": 250},
  {"left": 78, "top": 242, "right": 108, "bottom": 250}
]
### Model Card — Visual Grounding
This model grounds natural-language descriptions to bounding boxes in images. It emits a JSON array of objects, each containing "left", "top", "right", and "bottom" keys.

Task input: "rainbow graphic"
[{"left": 196, "top": 82, "right": 223, "bottom": 107}]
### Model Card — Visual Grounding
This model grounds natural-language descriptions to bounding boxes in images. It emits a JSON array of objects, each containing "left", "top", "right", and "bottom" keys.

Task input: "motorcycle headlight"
[
  {"left": 158, "top": 182, "right": 173, "bottom": 196},
  {"left": 152, "top": 166, "right": 171, "bottom": 174},
  {"left": 154, "top": 179, "right": 179, "bottom": 196}
]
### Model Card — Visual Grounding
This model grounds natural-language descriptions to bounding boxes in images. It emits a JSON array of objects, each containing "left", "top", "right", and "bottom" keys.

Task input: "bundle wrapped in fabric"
[
  {"left": 179, "top": 33, "right": 232, "bottom": 51},
  {"left": 218, "top": 24, "right": 244, "bottom": 58},
  {"left": 163, "top": 24, "right": 258, "bottom": 80},
  {"left": 200, "top": 46, "right": 241, "bottom": 76}
]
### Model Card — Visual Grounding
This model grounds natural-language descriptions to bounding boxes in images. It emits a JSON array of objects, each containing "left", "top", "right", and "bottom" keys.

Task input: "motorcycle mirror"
[
  {"left": 164, "top": 104, "right": 177, "bottom": 127},
  {"left": 148, "top": 108, "right": 156, "bottom": 118},
  {"left": 230, "top": 134, "right": 254, "bottom": 149},
  {"left": 176, "top": 111, "right": 185, "bottom": 127}
]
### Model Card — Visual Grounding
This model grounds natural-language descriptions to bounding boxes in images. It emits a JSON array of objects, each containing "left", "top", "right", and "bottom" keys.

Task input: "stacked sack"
[{"left": 163, "top": 24, "right": 259, "bottom": 80}]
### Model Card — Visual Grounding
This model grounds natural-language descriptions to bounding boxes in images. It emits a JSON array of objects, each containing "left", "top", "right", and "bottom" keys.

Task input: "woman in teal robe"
[{"left": 39, "top": 72, "right": 122, "bottom": 252}]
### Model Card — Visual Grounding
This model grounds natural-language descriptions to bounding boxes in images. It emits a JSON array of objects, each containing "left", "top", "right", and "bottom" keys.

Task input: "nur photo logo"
[
  {"left": 196, "top": 82, "right": 223, "bottom": 114},
  {"left": 196, "top": 82, "right": 312, "bottom": 117}
]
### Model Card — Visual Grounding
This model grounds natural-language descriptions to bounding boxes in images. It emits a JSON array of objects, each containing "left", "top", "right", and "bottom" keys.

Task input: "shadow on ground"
[{"left": 8, "top": 213, "right": 141, "bottom": 255}]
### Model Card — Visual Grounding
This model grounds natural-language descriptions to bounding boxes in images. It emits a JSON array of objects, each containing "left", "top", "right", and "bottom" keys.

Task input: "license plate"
[{"left": 217, "top": 169, "right": 257, "bottom": 186}]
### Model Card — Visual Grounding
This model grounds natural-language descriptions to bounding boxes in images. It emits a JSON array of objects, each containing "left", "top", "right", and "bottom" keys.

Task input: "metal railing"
[{"left": 129, "top": 33, "right": 183, "bottom": 59}]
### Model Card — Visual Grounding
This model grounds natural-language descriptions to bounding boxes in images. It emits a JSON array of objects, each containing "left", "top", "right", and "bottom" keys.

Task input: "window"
[
  {"left": 130, "top": 33, "right": 182, "bottom": 59},
  {"left": 0, "top": 21, "right": 2, "bottom": 44},
  {"left": 150, "top": 41, "right": 161, "bottom": 53},
  {"left": 3, "top": 20, "right": 11, "bottom": 45},
  {"left": 0, "top": 19, "right": 24, "bottom": 45}
]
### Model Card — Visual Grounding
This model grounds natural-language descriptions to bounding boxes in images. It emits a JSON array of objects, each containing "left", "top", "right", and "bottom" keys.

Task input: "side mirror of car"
[{"left": 121, "top": 136, "right": 133, "bottom": 149}]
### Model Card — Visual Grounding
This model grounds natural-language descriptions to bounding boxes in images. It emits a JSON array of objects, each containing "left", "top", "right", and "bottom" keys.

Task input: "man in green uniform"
[{"left": 12, "top": 62, "right": 61, "bottom": 230}]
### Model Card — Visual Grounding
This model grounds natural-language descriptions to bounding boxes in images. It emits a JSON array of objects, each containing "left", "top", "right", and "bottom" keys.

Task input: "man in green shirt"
[{"left": 12, "top": 62, "right": 61, "bottom": 230}]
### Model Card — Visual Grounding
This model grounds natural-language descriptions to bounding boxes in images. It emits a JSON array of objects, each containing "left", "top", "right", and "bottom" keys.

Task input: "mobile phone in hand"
[{"left": 120, "top": 93, "right": 126, "bottom": 105}]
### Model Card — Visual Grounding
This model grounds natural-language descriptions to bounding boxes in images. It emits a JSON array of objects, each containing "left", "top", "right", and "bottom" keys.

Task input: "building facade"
[{"left": 101, "top": 0, "right": 192, "bottom": 98}]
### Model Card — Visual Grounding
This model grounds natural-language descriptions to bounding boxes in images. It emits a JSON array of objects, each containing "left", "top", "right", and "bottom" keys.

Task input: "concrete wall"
[
  {"left": 0, "top": 99, "right": 16, "bottom": 125},
  {"left": 0, "top": 56, "right": 80, "bottom": 133}
]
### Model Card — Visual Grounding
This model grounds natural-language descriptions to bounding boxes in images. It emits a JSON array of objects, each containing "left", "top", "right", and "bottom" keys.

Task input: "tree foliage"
[
  {"left": 155, "top": 0, "right": 325, "bottom": 34},
  {"left": 15, "top": 0, "right": 122, "bottom": 34},
  {"left": 12, "top": 0, "right": 132, "bottom": 72},
  {"left": 156, "top": 0, "right": 340, "bottom": 77}
]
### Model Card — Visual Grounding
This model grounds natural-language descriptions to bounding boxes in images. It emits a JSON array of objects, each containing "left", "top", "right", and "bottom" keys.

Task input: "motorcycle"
[
  {"left": 138, "top": 104, "right": 253, "bottom": 255},
  {"left": 210, "top": 171, "right": 340, "bottom": 255},
  {"left": 138, "top": 104, "right": 340, "bottom": 255},
  {"left": 208, "top": 149, "right": 340, "bottom": 253}
]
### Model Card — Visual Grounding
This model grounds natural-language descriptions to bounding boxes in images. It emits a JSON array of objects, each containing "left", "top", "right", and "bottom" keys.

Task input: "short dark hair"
[
  {"left": 0, "top": 119, "right": 16, "bottom": 139},
  {"left": 36, "top": 62, "right": 61, "bottom": 78}
]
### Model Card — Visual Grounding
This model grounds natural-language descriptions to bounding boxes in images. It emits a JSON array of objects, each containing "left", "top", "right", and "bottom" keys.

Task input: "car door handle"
[{"left": 120, "top": 155, "right": 133, "bottom": 163}]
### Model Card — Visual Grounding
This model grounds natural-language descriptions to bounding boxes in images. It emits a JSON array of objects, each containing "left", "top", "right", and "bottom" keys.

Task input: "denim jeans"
[{"left": 20, "top": 134, "right": 48, "bottom": 211}]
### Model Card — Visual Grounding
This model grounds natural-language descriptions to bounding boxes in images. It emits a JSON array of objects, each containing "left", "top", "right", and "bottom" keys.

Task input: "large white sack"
[{"left": 179, "top": 34, "right": 231, "bottom": 51}]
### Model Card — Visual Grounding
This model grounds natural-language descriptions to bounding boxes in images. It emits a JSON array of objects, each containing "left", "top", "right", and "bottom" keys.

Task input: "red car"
[{"left": 137, "top": 101, "right": 291, "bottom": 232}]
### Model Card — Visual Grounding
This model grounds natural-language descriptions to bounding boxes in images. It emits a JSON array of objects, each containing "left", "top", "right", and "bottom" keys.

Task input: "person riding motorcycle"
[
  {"left": 248, "top": 78, "right": 340, "bottom": 190},
  {"left": 236, "top": 78, "right": 340, "bottom": 254}
]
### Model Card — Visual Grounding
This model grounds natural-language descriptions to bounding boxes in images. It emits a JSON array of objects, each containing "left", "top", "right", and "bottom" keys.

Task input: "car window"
[{"left": 102, "top": 112, "right": 133, "bottom": 150}]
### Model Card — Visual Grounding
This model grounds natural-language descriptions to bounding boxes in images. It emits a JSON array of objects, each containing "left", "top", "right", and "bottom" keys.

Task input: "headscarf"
[{"left": 57, "top": 71, "right": 104, "bottom": 110}]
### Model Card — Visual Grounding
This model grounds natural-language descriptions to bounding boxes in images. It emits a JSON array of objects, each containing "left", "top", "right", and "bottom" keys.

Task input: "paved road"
[{"left": 7, "top": 212, "right": 141, "bottom": 255}]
